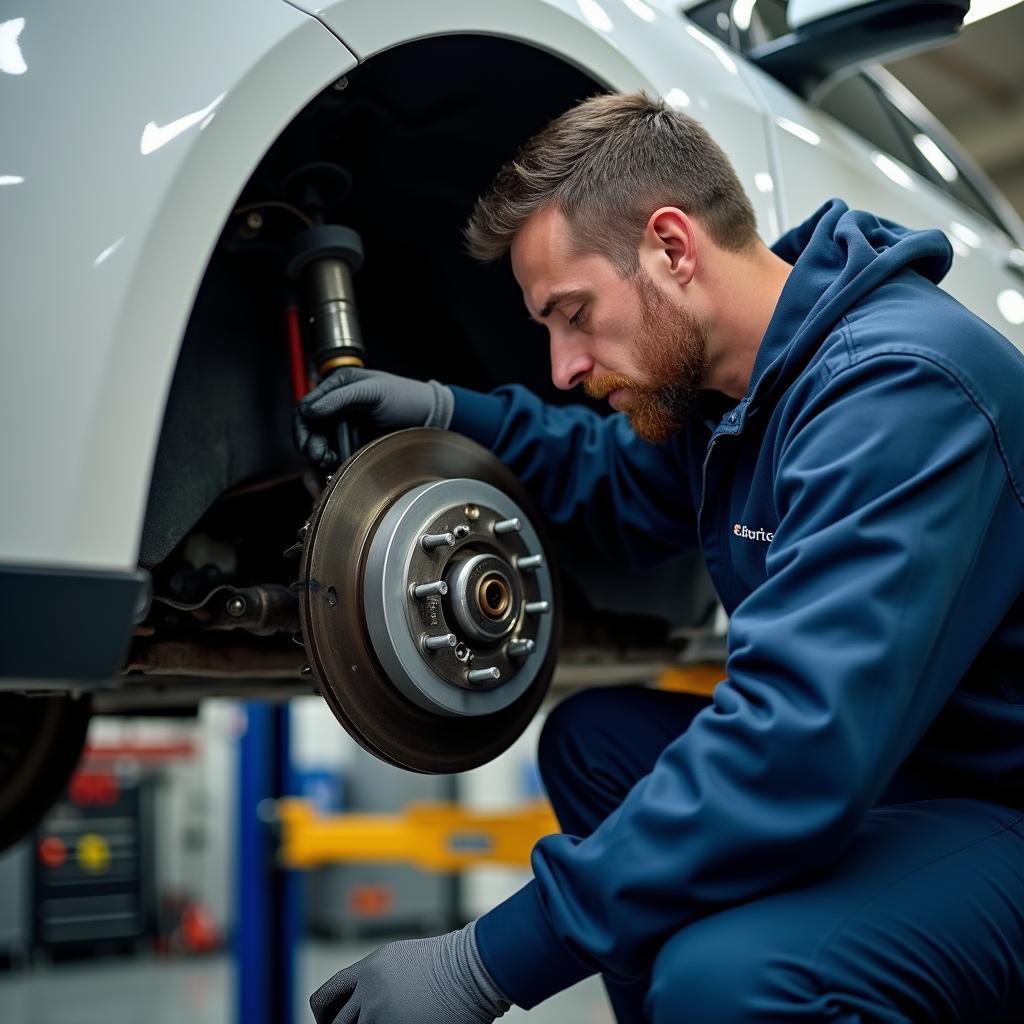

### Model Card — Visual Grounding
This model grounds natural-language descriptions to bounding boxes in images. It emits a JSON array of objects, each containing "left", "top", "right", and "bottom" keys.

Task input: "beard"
[{"left": 583, "top": 272, "right": 710, "bottom": 443}]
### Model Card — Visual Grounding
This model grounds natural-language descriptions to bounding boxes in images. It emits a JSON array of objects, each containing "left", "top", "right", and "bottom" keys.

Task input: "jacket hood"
[{"left": 748, "top": 198, "right": 954, "bottom": 408}]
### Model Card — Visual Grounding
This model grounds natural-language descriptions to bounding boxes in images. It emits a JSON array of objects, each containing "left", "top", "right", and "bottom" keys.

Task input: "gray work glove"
[
  {"left": 309, "top": 922, "right": 510, "bottom": 1024},
  {"left": 294, "top": 366, "right": 454, "bottom": 468}
]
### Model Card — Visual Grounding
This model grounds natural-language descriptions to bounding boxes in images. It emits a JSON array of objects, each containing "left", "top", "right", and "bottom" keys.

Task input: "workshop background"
[{"left": 2, "top": 2, "right": 1023, "bottom": 1023}]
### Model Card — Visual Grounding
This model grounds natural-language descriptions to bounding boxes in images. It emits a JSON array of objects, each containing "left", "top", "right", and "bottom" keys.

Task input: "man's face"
[{"left": 511, "top": 206, "right": 709, "bottom": 443}]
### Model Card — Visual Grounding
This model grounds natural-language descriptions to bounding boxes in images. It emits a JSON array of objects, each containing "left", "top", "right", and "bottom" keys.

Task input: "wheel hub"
[
  {"left": 299, "top": 429, "right": 559, "bottom": 773},
  {"left": 364, "top": 477, "right": 554, "bottom": 716}
]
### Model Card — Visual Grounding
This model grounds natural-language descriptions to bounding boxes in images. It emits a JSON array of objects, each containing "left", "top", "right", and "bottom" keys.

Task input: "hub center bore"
[
  {"left": 477, "top": 572, "right": 511, "bottom": 619},
  {"left": 446, "top": 552, "right": 520, "bottom": 644}
]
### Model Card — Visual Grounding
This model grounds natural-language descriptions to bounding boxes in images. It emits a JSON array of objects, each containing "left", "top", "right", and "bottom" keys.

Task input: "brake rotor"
[{"left": 299, "top": 428, "right": 560, "bottom": 773}]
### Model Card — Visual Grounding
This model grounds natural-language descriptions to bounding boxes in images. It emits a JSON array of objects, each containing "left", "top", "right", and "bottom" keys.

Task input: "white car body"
[{"left": 2, "top": 0, "right": 1023, "bottom": 684}]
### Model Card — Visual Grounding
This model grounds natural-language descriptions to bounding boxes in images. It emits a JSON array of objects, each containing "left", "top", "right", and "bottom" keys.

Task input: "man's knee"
[
  {"left": 538, "top": 687, "right": 663, "bottom": 836},
  {"left": 538, "top": 686, "right": 706, "bottom": 789},
  {"left": 539, "top": 687, "right": 710, "bottom": 836},
  {"left": 537, "top": 689, "right": 615, "bottom": 786}
]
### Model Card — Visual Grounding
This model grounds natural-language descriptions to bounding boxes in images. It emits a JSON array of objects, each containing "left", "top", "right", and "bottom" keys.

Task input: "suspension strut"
[{"left": 287, "top": 224, "right": 366, "bottom": 462}]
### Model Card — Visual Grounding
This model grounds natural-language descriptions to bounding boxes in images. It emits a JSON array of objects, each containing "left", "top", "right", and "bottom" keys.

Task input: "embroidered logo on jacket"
[{"left": 733, "top": 523, "right": 774, "bottom": 543}]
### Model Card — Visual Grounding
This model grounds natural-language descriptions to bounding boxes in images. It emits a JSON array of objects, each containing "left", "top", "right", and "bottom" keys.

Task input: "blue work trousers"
[{"left": 537, "top": 686, "right": 1024, "bottom": 1023}]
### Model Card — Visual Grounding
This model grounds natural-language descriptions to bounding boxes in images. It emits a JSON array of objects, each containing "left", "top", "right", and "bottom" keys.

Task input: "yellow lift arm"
[{"left": 277, "top": 799, "right": 559, "bottom": 872}]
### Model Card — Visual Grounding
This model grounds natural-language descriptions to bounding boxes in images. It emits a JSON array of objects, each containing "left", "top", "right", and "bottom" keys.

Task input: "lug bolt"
[
  {"left": 412, "top": 580, "right": 448, "bottom": 599},
  {"left": 507, "top": 638, "right": 536, "bottom": 658},
  {"left": 464, "top": 505, "right": 480, "bottom": 521},
  {"left": 516, "top": 554, "right": 544, "bottom": 571},
  {"left": 525, "top": 601, "right": 550, "bottom": 615},
  {"left": 421, "top": 532, "right": 456, "bottom": 552},
  {"left": 245, "top": 211, "right": 263, "bottom": 231},
  {"left": 452, "top": 524, "right": 471, "bottom": 540},
  {"left": 422, "top": 633, "right": 457, "bottom": 652},
  {"left": 468, "top": 667, "right": 500, "bottom": 685},
  {"left": 226, "top": 596, "right": 246, "bottom": 617},
  {"left": 493, "top": 517, "right": 522, "bottom": 536},
  {"left": 454, "top": 642, "right": 473, "bottom": 662}
]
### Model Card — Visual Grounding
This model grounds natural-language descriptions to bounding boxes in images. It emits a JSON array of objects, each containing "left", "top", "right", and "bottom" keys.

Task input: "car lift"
[
  {"left": 235, "top": 702, "right": 301, "bottom": 1024},
  {"left": 277, "top": 798, "right": 559, "bottom": 873},
  {"left": 232, "top": 705, "right": 564, "bottom": 1024}
]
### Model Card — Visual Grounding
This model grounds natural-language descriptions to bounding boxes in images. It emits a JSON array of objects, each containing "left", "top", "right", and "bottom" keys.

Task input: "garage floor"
[{"left": 0, "top": 940, "right": 615, "bottom": 1023}]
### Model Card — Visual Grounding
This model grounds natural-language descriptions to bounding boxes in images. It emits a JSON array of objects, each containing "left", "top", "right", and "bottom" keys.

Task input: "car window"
[
  {"left": 686, "top": 0, "right": 792, "bottom": 51},
  {"left": 814, "top": 75, "right": 924, "bottom": 174},
  {"left": 875, "top": 96, "right": 1010, "bottom": 230},
  {"left": 685, "top": 0, "right": 736, "bottom": 45},
  {"left": 686, "top": 0, "right": 1013, "bottom": 236},
  {"left": 816, "top": 75, "right": 1011, "bottom": 234}
]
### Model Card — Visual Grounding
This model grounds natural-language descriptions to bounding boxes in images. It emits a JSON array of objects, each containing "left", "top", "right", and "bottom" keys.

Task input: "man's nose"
[{"left": 550, "top": 337, "right": 593, "bottom": 391}]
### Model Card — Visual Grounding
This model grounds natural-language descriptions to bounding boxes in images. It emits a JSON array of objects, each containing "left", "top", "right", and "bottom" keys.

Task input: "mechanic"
[{"left": 296, "top": 93, "right": 1024, "bottom": 1023}]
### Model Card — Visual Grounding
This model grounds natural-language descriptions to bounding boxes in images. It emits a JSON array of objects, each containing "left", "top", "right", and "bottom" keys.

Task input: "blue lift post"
[{"left": 236, "top": 702, "right": 302, "bottom": 1024}]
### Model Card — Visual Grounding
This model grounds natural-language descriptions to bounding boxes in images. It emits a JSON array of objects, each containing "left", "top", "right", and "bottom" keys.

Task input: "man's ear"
[{"left": 643, "top": 207, "right": 697, "bottom": 286}]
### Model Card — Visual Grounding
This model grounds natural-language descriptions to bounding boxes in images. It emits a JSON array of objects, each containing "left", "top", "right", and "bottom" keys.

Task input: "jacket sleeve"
[
  {"left": 448, "top": 384, "right": 699, "bottom": 567},
  {"left": 474, "top": 354, "right": 1022, "bottom": 1007}
]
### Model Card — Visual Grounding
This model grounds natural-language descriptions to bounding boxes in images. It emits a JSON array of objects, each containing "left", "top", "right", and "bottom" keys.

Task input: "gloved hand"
[
  {"left": 309, "top": 922, "right": 510, "bottom": 1024},
  {"left": 293, "top": 366, "right": 454, "bottom": 468}
]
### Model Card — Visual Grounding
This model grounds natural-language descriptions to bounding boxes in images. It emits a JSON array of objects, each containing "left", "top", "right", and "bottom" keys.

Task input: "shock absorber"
[{"left": 287, "top": 224, "right": 366, "bottom": 463}]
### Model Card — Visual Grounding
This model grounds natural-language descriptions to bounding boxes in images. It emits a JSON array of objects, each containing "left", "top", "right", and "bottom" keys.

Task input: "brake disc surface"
[{"left": 299, "top": 428, "right": 560, "bottom": 773}]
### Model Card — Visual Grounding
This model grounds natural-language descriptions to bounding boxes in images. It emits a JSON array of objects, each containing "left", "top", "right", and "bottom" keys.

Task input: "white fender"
[{"left": 0, "top": 0, "right": 356, "bottom": 569}]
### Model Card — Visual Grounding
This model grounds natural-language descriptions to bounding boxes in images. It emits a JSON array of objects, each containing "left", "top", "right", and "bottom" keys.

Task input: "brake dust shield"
[{"left": 299, "top": 428, "right": 560, "bottom": 773}]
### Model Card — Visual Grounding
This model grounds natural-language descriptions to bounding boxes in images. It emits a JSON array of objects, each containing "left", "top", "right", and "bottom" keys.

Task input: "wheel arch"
[{"left": 0, "top": 0, "right": 356, "bottom": 573}]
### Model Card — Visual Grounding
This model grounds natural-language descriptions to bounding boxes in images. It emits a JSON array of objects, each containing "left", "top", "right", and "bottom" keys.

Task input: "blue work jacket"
[{"left": 449, "top": 199, "right": 1024, "bottom": 1007}]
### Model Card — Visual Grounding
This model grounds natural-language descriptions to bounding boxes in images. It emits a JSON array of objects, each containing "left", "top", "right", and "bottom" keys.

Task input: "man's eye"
[{"left": 569, "top": 306, "right": 587, "bottom": 327}]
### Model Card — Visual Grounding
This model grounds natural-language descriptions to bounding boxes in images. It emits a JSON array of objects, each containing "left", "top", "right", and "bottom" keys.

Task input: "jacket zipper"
[
  {"left": 697, "top": 361, "right": 775, "bottom": 535},
  {"left": 697, "top": 433, "right": 729, "bottom": 531}
]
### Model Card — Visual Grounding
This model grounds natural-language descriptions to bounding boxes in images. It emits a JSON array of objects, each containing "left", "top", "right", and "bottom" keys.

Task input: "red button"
[{"left": 38, "top": 835, "right": 67, "bottom": 869}]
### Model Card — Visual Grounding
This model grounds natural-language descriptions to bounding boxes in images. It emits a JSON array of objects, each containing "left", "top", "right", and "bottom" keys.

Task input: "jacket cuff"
[
  {"left": 474, "top": 881, "right": 593, "bottom": 1009},
  {"left": 425, "top": 380, "right": 455, "bottom": 430},
  {"left": 448, "top": 385, "right": 508, "bottom": 450}
]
